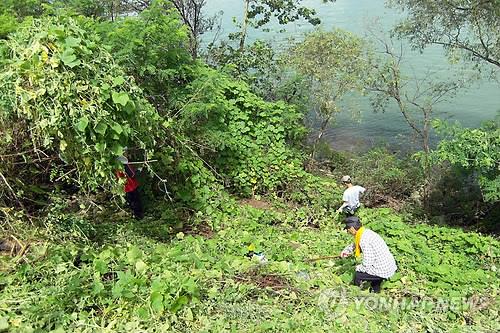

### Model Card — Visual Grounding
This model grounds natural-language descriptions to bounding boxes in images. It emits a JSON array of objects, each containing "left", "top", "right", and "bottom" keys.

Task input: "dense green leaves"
[
  {"left": 246, "top": 0, "right": 336, "bottom": 28},
  {"left": 99, "top": 2, "right": 191, "bottom": 111},
  {"left": 1, "top": 198, "right": 498, "bottom": 332},
  {"left": 0, "top": 2, "right": 498, "bottom": 331},
  {"left": 287, "top": 28, "right": 373, "bottom": 156},
  {"left": 389, "top": 0, "right": 500, "bottom": 69},
  {"left": 432, "top": 119, "right": 500, "bottom": 202},
  {"left": 0, "top": 16, "right": 161, "bottom": 192},
  {"left": 176, "top": 66, "right": 307, "bottom": 196}
]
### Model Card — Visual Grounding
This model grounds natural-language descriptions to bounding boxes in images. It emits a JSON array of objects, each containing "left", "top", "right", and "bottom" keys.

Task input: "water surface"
[{"left": 203, "top": 0, "right": 500, "bottom": 152}]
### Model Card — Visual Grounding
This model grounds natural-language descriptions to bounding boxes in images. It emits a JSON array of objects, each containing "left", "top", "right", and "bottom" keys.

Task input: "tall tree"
[
  {"left": 101, "top": 2, "right": 192, "bottom": 112},
  {"left": 117, "top": 0, "right": 219, "bottom": 58},
  {"left": 367, "top": 34, "right": 469, "bottom": 155},
  {"left": 238, "top": 0, "right": 336, "bottom": 50},
  {"left": 168, "top": 0, "right": 219, "bottom": 58},
  {"left": 287, "top": 29, "right": 372, "bottom": 158},
  {"left": 366, "top": 33, "right": 470, "bottom": 206},
  {"left": 207, "top": 1, "right": 337, "bottom": 101},
  {"left": 389, "top": 0, "right": 500, "bottom": 70}
]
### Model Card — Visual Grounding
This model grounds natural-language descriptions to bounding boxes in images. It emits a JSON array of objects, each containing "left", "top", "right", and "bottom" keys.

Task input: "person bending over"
[
  {"left": 340, "top": 216, "right": 397, "bottom": 293},
  {"left": 336, "top": 175, "right": 365, "bottom": 215}
]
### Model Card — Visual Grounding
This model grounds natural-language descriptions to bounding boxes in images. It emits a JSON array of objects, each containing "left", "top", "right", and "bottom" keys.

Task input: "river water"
[{"left": 203, "top": 0, "right": 500, "bottom": 152}]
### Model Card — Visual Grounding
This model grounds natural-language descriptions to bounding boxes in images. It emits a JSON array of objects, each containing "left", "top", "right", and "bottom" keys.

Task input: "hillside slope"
[{"left": 1, "top": 199, "right": 498, "bottom": 332}]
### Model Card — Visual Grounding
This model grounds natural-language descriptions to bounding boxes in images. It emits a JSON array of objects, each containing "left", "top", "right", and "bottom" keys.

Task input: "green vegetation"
[
  {"left": 236, "top": 0, "right": 336, "bottom": 49},
  {"left": 389, "top": 0, "right": 500, "bottom": 69},
  {"left": 0, "top": 16, "right": 161, "bottom": 193},
  {"left": 432, "top": 118, "right": 500, "bottom": 203},
  {"left": 1, "top": 198, "right": 499, "bottom": 332},
  {"left": 0, "top": 1, "right": 499, "bottom": 332},
  {"left": 287, "top": 29, "right": 372, "bottom": 157}
]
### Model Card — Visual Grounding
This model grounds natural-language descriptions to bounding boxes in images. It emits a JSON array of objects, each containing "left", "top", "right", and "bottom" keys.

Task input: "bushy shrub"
[
  {"left": 175, "top": 66, "right": 308, "bottom": 197},
  {"left": 432, "top": 118, "right": 500, "bottom": 203},
  {"left": 97, "top": 3, "right": 192, "bottom": 111},
  {"left": 322, "top": 148, "right": 424, "bottom": 208},
  {"left": 0, "top": 16, "right": 161, "bottom": 197}
]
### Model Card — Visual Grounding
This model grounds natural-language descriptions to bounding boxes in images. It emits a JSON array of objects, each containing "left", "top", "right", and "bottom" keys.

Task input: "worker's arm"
[
  {"left": 340, "top": 243, "right": 354, "bottom": 257},
  {"left": 336, "top": 201, "right": 348, "bottom": 213},
  {"left": 337, "top": 189, "right": 350, "bottom": 212},
  {"left": 359, "top": 186, "right": 366, "bottom": 198}
]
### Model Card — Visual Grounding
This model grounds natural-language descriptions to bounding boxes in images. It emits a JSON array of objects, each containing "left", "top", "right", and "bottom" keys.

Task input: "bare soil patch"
[
  {"left": 239, "top": 198, "right": 273, "bottom": 210},
  {"left": 183, "top": 222, "right": 215, "bottom": 239},
  {"left": 0, "top": 237, "right": 22, "bottom": 256},
  {"left": 235, "top": 273, "right": 290, "bottom": 291}
]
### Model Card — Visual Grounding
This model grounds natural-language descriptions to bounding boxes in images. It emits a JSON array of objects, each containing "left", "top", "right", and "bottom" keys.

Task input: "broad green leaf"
[
  {"left": 65, "top": 36, "right": 81, "bottom": 47},
  {"left": 95, "top": 142, "right": 106, "bottom": 152},
  {"left": 65, "top": 59, "right": 81, "bottom": 68},
  {"left": 111, "top": 123, "right": 123, "bottom": 134},
  {"left": 135, "top": 260, "right": 147, "bottom": 273},
  {"left": 92, "top": 281, "right": 104, "bottom": 295},
  {"left": 60, "top": 52, "right": 76, "bottom": 64},
  {"left": 151, "top": 291, "right": 164, "bottom": 313},
  {"left": 112, "top": 283, "right": 123, "bottom": 298},
  {"left": 112, "top": 91, "right": 130, "bottom": 106},
  {"left": 127, "top": 246, "right": 143, "bottom": 263},
  {"left": 111, "top": 144, "right": 123, "bottom": 156},
  {"left": 76, "top": 117, "right": 89, "bottom": 132},
  {"left": 124, "top": 100, "right": 136, "bottom": 114},
  {"left": 95, "top": 122, "right": 108, "bottom": 135},
  {"left": 0, "top": 317, "right": 8, "bottom": 330},
  {"left": 136, "top": 307, "right": 149, "bottom": 320},
  {"left": 93, "top": 259, "right": 108, "bottom": 274},
  {"left": 112, "top": 76, "right": 125, "bottom": 86},
  {"left": 170, "top": 295, "right": 189, "bottom": 313},
  {"left": 151, "top": 279, "right": 164, "bottom": 293},
  {"left": 60, "top": 48, "right": 80, "bottom": 68}
]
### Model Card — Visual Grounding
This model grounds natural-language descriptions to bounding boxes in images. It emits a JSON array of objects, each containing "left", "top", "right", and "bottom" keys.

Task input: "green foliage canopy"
[
  {"left": 98, "top": 2, "right": 192, "bottom": 112},
  {"left": 175, "top": 66, "right": 307, "bottom": 197},
  {"left": 245, "top": 0, "right": 336, "bottom": 27},
  {"left": 432, "top": 119, "right": 500, "bottom": 202},
  {"left": 0, "top": 16, "right": 161, "bottom": 192},
  {"left": 286, "top": 29, "right": 373, "bottom": 155},
  {"left": 389, "top": 0, "right": 500, "bottom": 69}
]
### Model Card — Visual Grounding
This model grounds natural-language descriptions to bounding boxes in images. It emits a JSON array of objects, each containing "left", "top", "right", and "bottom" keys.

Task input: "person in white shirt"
[
  {"left": 340, "top": 216, "right": 397, "bottom": 293},
  {"left": 336, "top": 175, "right": 365, "bottom": 215}
]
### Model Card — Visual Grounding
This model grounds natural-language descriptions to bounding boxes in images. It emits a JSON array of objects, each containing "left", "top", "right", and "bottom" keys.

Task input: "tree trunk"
[
  {"left": 189, "top": 0, "right": 200, "bottom": 59},
  {"left": 239, "top": 0, "right": 250, "bottom": 51},
  {"left": 310, "top": 114, "right": 333, "bottom": 159},
  {"left": 422, "top": 109, "right": 431, "bottom": 212}
]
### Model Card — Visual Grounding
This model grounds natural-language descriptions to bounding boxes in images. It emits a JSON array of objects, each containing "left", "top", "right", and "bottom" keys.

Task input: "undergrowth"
[{"left": 0, "top": 179, "right": 498, "bottom": 332}]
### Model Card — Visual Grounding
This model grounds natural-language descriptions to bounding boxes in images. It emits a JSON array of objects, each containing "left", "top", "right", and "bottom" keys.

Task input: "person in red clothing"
[{"left": 116, "top": 155, "right": 144, "bottom": 219}]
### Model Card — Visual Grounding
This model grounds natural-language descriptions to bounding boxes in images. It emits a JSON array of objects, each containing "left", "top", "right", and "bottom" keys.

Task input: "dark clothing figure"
[
  {"left": 354, "top": 271, "right": 384, "bottom": 293},
  {"left": 116, "top": 164, "right": 144, "bottom": 219},
  {"left": 126, "top": 189, "right": 143, "bottom": 219},
  {"left": 341, "top": 205, "right": 359, "bottom": 216}
]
